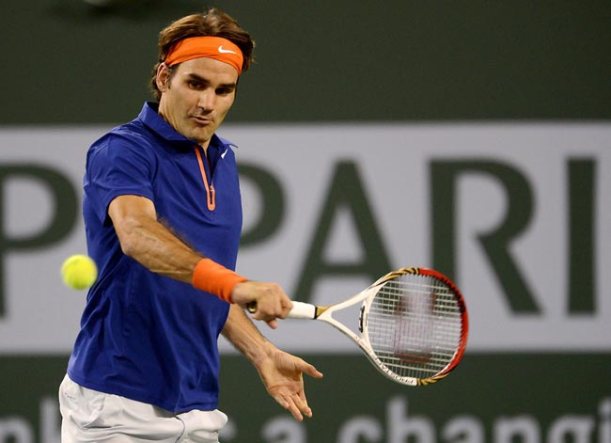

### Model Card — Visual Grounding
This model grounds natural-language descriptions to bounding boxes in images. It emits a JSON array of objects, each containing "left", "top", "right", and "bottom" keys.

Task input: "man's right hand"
[{"left": 231, "top": 281, "right": 293, "bottom": 329}]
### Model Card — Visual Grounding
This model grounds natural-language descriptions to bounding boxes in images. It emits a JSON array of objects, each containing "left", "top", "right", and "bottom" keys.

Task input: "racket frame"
[{"left": 289, "top": 267, "right": 469, "bottom": 386}]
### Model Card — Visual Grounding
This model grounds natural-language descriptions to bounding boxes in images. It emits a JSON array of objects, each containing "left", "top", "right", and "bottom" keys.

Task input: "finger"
[
  {"left": 273, "top": 395, "right": 291, "bottom": 414},
  {"left": 257, "top": 293, "right": 281, "bottom": 320},
  {"left": 253, "top": 298, "right": 275, "bottom": 321},
  {"left": 265, "top": 284, "right": 283, "bottom": 317},
  {"left": 274, "top": 393, "right": 304, "bottom": 422},
  {"left": 252, "top": 305, "right": 279, "bottom": 328},
  {"left": 296, "top": 359, "right": 324, "bottom": 378},
  {"left": 274, "top": 295, "right": 284, "bottom": 318},
  {"left": 293, "top": 391, "right": 312, "bottom": 418},
  {"left": 284, "top": 396, "right": 305, "bottom": 422},
  {"left": 280, "top": 296, "right": 293, "bottom": 317}
]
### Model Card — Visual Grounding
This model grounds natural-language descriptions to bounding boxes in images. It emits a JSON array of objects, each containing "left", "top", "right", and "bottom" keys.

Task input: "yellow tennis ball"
[{"left": 61, "top": 254, "right": 98, "bottom": 290}]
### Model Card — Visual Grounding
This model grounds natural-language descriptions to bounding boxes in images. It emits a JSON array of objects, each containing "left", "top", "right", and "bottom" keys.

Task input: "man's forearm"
[
  {"left": 222, "top": 304, "right": 274, "bottom": 366},
  {"left": 116, "top": 212, "right": 202, "bottom": 283}
]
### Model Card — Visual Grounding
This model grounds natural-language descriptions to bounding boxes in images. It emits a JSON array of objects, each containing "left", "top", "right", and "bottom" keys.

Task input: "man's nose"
[{"left": 198, "top": 90, "right": 215, "bottom": 112}]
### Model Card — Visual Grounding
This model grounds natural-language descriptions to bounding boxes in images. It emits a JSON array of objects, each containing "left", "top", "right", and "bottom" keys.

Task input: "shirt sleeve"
[{"left": 84, "top": 133, "right": 157, "bottom": 224}]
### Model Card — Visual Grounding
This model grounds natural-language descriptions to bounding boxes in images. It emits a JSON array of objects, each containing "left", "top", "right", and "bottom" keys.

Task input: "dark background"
[{"left": 2, "top": 0, "right": 610, "bottom": 124}]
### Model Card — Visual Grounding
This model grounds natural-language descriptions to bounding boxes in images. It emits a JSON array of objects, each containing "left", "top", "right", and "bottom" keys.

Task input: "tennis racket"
[{"left": 248, "top": 267, "right": 468, "bottom": 386}]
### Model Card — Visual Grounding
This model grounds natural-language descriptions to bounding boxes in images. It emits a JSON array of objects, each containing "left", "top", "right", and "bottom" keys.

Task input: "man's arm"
[
  {"left": 109, "top": 195, "right": 200, "bottom": 281},
  {"left": 222, "top": 304, "right": 323, "bottom": 421},
  {"left": 108, "top": 194, "right": 292, "bottom": 324}
]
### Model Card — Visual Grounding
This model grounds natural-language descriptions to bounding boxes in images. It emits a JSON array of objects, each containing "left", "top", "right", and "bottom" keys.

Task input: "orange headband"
[{"left": 165, "top": 36, "right": 244, "bottom": 75}]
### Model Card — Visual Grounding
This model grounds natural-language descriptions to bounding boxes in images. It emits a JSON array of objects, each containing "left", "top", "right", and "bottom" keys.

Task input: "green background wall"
[
  {"left": 2, "top": 0, "right": 611, "bottom": 123},
  {"left": 2, "top": 355, "right": 611, "bottom": 442}
]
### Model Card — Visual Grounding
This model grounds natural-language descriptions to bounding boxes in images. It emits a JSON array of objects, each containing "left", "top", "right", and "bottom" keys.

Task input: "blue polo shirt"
[{"left": 67, "top": 102, "right": 242, "bottom": 413}]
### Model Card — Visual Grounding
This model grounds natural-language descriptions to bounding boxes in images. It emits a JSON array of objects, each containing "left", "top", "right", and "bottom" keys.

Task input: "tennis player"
[{"left": 59, "top": 8, "right": 322, "bottom": 442}]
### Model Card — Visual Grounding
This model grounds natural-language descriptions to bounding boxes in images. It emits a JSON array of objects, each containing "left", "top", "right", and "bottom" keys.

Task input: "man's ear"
[{"left": 156, "top": 63, "right": 171, "bottom": 93}]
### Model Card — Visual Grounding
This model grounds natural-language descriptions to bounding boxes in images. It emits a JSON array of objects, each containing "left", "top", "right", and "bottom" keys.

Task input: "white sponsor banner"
[{"left": 0, "top": 124, "right": 609, "bottom": 354}]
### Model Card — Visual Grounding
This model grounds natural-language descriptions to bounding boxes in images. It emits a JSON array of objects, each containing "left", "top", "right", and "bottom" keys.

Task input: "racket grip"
[
  {"left": 288, "top": 301, "right": 317, "bottom": 319},
  {"left": 246, "top": 301, "right": 317, "bottom": 319}
]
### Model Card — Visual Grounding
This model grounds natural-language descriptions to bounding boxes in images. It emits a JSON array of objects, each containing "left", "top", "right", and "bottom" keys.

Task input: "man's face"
[{"left": 156, "top": 57, "right": 238, "bottom": 149}]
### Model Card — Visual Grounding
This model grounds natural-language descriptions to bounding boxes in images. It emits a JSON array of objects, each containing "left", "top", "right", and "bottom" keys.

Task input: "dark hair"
[{"left": 149, "top": 8, "right": 255, "bottom": 101}]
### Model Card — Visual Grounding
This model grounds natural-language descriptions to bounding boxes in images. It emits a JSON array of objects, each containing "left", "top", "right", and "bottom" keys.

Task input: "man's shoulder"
[
  {"left": 86, "top": 121, "right": 162, "bottom": 172},
  {"left": 108, "top": 118, "right": 154, "bottom": 144},
  {"left": 90, "top": 119, "right": 157, "bottom": 155}
]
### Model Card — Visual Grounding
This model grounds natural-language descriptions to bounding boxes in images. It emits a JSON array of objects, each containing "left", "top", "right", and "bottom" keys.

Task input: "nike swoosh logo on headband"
[{"left": 218, "top": 45, "right": 238, "bottom": 54}]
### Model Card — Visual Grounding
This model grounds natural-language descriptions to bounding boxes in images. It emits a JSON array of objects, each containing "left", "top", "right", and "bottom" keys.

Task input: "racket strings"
[{"left": 366, "top": 275, "right": 463, "bottom": 380}]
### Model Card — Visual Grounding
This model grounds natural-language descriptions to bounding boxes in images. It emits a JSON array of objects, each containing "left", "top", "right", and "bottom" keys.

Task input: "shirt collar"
[{"left": 137, "top": 102, "right": 238, "bottom": 150}]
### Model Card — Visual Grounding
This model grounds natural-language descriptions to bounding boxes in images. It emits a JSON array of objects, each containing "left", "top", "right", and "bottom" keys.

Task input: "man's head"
[{"left": 151, "top": 8, "right": 255, "bottom": 148}]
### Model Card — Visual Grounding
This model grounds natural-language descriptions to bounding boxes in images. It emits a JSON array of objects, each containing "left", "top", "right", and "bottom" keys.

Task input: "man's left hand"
[{"left": 256, "top": 348, "right": 323, "bottom": 421}]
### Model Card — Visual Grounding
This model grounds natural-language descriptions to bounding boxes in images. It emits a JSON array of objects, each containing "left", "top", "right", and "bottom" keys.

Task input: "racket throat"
[{"left": 314, "top": 305, "right": 329, "bottom": 319}]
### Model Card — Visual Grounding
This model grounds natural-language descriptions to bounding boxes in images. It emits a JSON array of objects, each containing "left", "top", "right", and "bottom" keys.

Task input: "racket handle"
[
  {"left": 288, "top": 301, "right": 317, "bottom": 319},
  {"left": 245, "top": 300, "right": 318, "bottom": 320}
]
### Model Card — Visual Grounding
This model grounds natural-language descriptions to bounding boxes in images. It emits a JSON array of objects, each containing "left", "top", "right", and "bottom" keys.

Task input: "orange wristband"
[{"left": 192, "top": 258, "right": 247, "bottom": 303}]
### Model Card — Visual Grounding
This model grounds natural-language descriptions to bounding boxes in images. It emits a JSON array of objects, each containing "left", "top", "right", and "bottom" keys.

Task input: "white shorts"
[{"left": 59, "top": 375, "right": 228, "bottom": 443}]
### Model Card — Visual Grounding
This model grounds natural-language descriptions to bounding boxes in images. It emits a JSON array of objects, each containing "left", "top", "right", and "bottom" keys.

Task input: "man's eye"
[
  {"left": 217, "top": 88, "right": 233, "bottom": 96},
  {"left": 188, "top": 81, "right": 203, "bottom": 89}
]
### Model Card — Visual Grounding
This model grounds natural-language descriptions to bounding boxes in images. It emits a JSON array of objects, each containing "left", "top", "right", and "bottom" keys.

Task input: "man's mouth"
[{"left": 192, "top": 115, "right": 212, "bottom": 126}]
